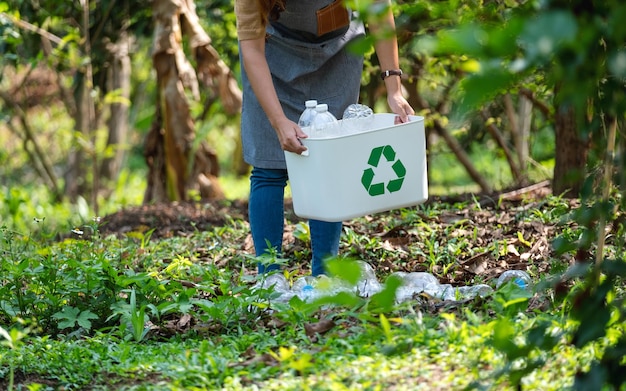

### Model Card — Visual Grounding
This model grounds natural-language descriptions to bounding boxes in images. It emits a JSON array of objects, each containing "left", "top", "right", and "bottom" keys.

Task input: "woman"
[{"left": 235, "top": 0, "right": 414, "bottom": 277}]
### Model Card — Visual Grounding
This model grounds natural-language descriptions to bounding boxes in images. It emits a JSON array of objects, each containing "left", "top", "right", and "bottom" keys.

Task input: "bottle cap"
[
  {"left": 305, "top": 100, "right": 318, "bottom": 108},
  {"left": 315, "top": 104, "right": 328, "bottom": 112}
]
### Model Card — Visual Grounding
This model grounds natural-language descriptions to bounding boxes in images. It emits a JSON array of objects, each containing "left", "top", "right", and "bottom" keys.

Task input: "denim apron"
[{"left": 240, "top": 1, "right": 366, "bottom": 169}]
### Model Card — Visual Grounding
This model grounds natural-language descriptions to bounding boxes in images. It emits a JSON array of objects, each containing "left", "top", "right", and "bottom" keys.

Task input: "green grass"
[{"left": 1, "top": 189, "right": 624, "bottom": 390}]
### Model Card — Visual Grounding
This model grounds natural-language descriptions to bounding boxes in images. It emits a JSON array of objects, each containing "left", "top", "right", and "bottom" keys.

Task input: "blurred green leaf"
[
  {"left": 456, "top": 63, "right": 517, "bottom": 113},
  {"left": 519, "top": 11, "right": 578, "bottom": 61},
  {"left": 326, "top": 258, "right": 362, "bottom": 285}
]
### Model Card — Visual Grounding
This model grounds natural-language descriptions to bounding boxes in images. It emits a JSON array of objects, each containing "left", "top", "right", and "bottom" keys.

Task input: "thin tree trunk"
[
  {"left": 553, "top": 104, "right": 589, "bottom": 197},
  {"left": 516, "top": 95, "right": 532, "bottom": 170},
  {"left": 66, "top": 72, "right": 89, "bottom": 201},
  {"left": 101, "top": 32, "right": 132, "bottom": 181},
  {"left": 481, "top": 107, "right": 523, "bottom": 184}
]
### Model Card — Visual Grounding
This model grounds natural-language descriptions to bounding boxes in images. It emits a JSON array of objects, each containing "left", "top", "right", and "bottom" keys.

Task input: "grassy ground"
[{"left": 1, "top": 188, "right": 618, "bottom": 390}]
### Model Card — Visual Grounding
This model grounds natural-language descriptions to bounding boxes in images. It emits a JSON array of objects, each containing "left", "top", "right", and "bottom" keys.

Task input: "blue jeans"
[{"left": 249, "top": 167, "right": 342, "bottom": 276}]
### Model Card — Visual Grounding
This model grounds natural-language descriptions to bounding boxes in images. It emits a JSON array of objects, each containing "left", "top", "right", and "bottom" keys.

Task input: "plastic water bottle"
[
  {"left": 310, "top": 104, "right": 339, "bottom": 138},
  {"left": 341, "top": 103, "right": 374, "bottom": 135},
  {"left": 496, "top": 270, "right": 532, "bottom": 289},
  {"left": 292, "top": 276, "right": 318, "bottom": 301},
  {"left": 298, "top": 100, "right": 318, "bottom": 128}
]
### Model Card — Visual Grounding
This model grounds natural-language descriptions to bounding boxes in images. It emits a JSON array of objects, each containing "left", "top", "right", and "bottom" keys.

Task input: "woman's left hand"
[{"left": 388, "top": 93, "right": 415, "bottom": 124}]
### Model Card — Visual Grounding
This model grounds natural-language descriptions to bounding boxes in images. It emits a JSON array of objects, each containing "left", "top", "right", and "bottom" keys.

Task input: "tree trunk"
[
  {"left": 553, "top": 104, "right": 589, "bottom": 197},
  {"left": 145, "top": 0, "right": 237, "bottom": 203},
  {"left": 101, "top": 32, "right": 132, "bottom": 181},
  {"left": 516, "top": 95, "right": 532, "bottom": 170},
  {"left": 65, "top": 72, "right": 89, "bottom": 201}
]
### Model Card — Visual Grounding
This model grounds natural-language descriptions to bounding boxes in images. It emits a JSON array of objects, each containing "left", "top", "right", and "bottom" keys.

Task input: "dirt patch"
[
  {"left": 99, "top": 198, "right": 253, "bottom": 239},
  {"left": 98, "top": 181, "right": 570, "bottom": 287}
]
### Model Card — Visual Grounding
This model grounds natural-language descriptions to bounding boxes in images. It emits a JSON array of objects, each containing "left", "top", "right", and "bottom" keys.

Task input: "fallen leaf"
[{"left": 304, "top": 319, "right": 336, "bottom": 338}]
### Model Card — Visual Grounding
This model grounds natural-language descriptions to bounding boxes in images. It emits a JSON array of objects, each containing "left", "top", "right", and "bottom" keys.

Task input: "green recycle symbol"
[{"left": 361, "top": 145, "right": 406, "bottom": 196}]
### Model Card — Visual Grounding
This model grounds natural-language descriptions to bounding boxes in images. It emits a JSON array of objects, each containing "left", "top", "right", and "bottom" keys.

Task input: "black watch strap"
[{"left": 381, "top": 69, "right": 403, "bottom": 80}]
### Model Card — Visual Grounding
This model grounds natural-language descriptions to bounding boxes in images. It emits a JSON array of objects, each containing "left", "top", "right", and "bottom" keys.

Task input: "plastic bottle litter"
[
  {"left": 394, "top": 271, "right": 441, "bottom": 303},
  {"left": 456, "top": 284, "right": 494, "bottom": 299},
  {"left": 298, "top": 100, "right": 318, "bottom": 128},
  {"left": 258, "top": 273, "right": 290, "bottom": 292},
  {"left": 437, "top": 284, "right": 458, "bottom": 301},
  {"left": 496, "top": 270, "right": 532, "bottom": 289},
  {"left": 354, "top": 260, "right": 383, "bottom": 297},
  {"left": 310, "top": 103, "right": 340, "bottom": 138},
  {"left": 252, "top": 263, "right": 530, "bottom": 309},
  {"left": 253, "top": 273, "right": 294, "bottom": 303},
  {"left": 292, "top": 276, "right": 318, "bottom": 301},
  {"left": 341, "top": 103, "right": 374, "bottom": 135}
]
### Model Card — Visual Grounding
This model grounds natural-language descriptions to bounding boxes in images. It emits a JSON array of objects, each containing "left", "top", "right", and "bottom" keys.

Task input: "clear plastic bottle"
[
  {"left": 298, "top": 99, "right": 318, "bottom": 128},
  {"left": 456, "top": 284, "right": 494, "bottom": 299},
  {"left": 341, "top": 103, "right": 374, "bottom": 135},
  {"left": 310, "top": 103, "right": 339, "bottom": 138},
  {"left": 496, "top": 270, "right": 532, "bottom": 289},
  {"left": 393, "top": 271, "right": 440, "bottom": 303},
  {"left": 354, "top": 260, "right": 382, "bottom": 297}
]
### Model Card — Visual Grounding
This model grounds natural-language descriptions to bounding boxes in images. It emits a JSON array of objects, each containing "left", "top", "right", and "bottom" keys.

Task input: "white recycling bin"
[{"left": 284, "top": 113, "right": 428, "bottom": 222}]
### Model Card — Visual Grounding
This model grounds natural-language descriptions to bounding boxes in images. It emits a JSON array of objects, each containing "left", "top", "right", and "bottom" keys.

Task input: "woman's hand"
[
  {"left": 274, "top": 116, "right": 309, "bottom": 154},
  {"left": 388, "top": 92, "right": 415, "bottom": 124}
]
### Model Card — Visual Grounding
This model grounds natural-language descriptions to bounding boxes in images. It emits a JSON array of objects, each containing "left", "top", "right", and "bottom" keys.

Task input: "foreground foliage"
[{"left": 0, "top": 193, "right": 624, "bottom": 390}]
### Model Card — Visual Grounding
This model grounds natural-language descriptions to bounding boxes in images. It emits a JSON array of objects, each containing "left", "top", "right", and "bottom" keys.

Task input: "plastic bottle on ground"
[
  {"left": 456, "top": 284, "right": 494, "bottom": 299},
  {"left": 354, "top": 260, "right": 382, "bottom": 297},
  {"left": 310, "top": 103, "right": 339, "bottom": 138},
  {"left": 253, "top": 273, "right": 294, "bottom": 303},
  {"left": 257, "top": 273, "right": 290, "bottom": 292},
  {"left": 292, "top": 276, "right": 319, "bottom": 301},
  {"left": 496, "top": 270, "right": 532, "bottom": 289},
  {"left": 393, "top": 271, "right": 441, "bottom": 303},
  {"left": 298, "top": 99, "right": 318, "bottom": 129},
  {"left": 436, "top": 284, "right": 456, "bottom": 301}
]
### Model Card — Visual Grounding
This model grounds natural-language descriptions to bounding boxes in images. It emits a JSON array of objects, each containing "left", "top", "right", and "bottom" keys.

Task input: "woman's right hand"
[{"left": 274, "top": 116, "right": 309, "bottom": 154}]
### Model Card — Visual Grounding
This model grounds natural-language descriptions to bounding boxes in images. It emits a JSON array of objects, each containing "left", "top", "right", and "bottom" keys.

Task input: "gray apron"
[{"left": 240, "top": 0, "right": 366, "bottom": 169}]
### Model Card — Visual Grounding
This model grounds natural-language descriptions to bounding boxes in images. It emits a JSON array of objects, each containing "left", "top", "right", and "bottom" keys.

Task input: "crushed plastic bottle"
[
  {"left": 436, "top": 284, "right": 457, "bottom": 301},
  {"left": 253, "top": 273, "right": 294, "bottom": 303},
  {"left": 456, "top": 284, "right": 494, "bottom": 299},
  {"left": 256, "top": 273, "right": 290, "bottom": 292},
  {"left": 298, "top": 100, "right": 318, "bottom": 128},
  {"left": 354, "top": 260, "right": 383, "bottom": 297},
  {"left": 310, "top": 103, "right": 340, "bottom": 138},
  {"left": 341, "top": 103, "right": 374, "bottom": 135},
  {"left": 292, "top": 276, "right": 318, "bottom": 301},
  {"left": 394, "top": 271, "right": 441, "bottom": 303},
  {"left": 496, "top": 270, "right": 532, "bottom": 289}
]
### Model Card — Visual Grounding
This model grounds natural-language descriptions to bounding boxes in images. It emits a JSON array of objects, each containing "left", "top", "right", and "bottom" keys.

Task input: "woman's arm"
[
  {"left": 240, "top": 37, "right": 308, "bottom": 154},
  {"left": 368, "top": 0, "right": 415, "bottom": 123}
]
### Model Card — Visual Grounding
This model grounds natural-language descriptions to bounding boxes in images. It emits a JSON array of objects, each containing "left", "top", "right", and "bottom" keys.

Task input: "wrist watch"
[{"left": 381, "top": 69, "right": 403, "bottom": 80}]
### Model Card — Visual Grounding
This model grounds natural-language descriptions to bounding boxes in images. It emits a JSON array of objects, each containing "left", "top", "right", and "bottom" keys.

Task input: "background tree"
[
  {"left": 0, "top": 0, "right": 143, "bottom": 212},
  {"left": 0, "top": 0, "right": 242, "bottom": 210},
  {"left": 144, "top": 0, "right": 241, "bottom": 203}
]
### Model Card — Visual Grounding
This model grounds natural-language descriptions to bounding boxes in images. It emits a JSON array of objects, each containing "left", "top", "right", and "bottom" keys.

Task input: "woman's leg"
[
  {"left": 309, "top": 219, "right": 342, "bottom": 276},
  {"left": 249, "top": 167, "right": 288, "bottom": 274}
]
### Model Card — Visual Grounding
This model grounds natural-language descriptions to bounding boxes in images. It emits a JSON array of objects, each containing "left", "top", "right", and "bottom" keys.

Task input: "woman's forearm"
[{"left": 240, "top": 38, "right": 288, "bottom": 129}]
